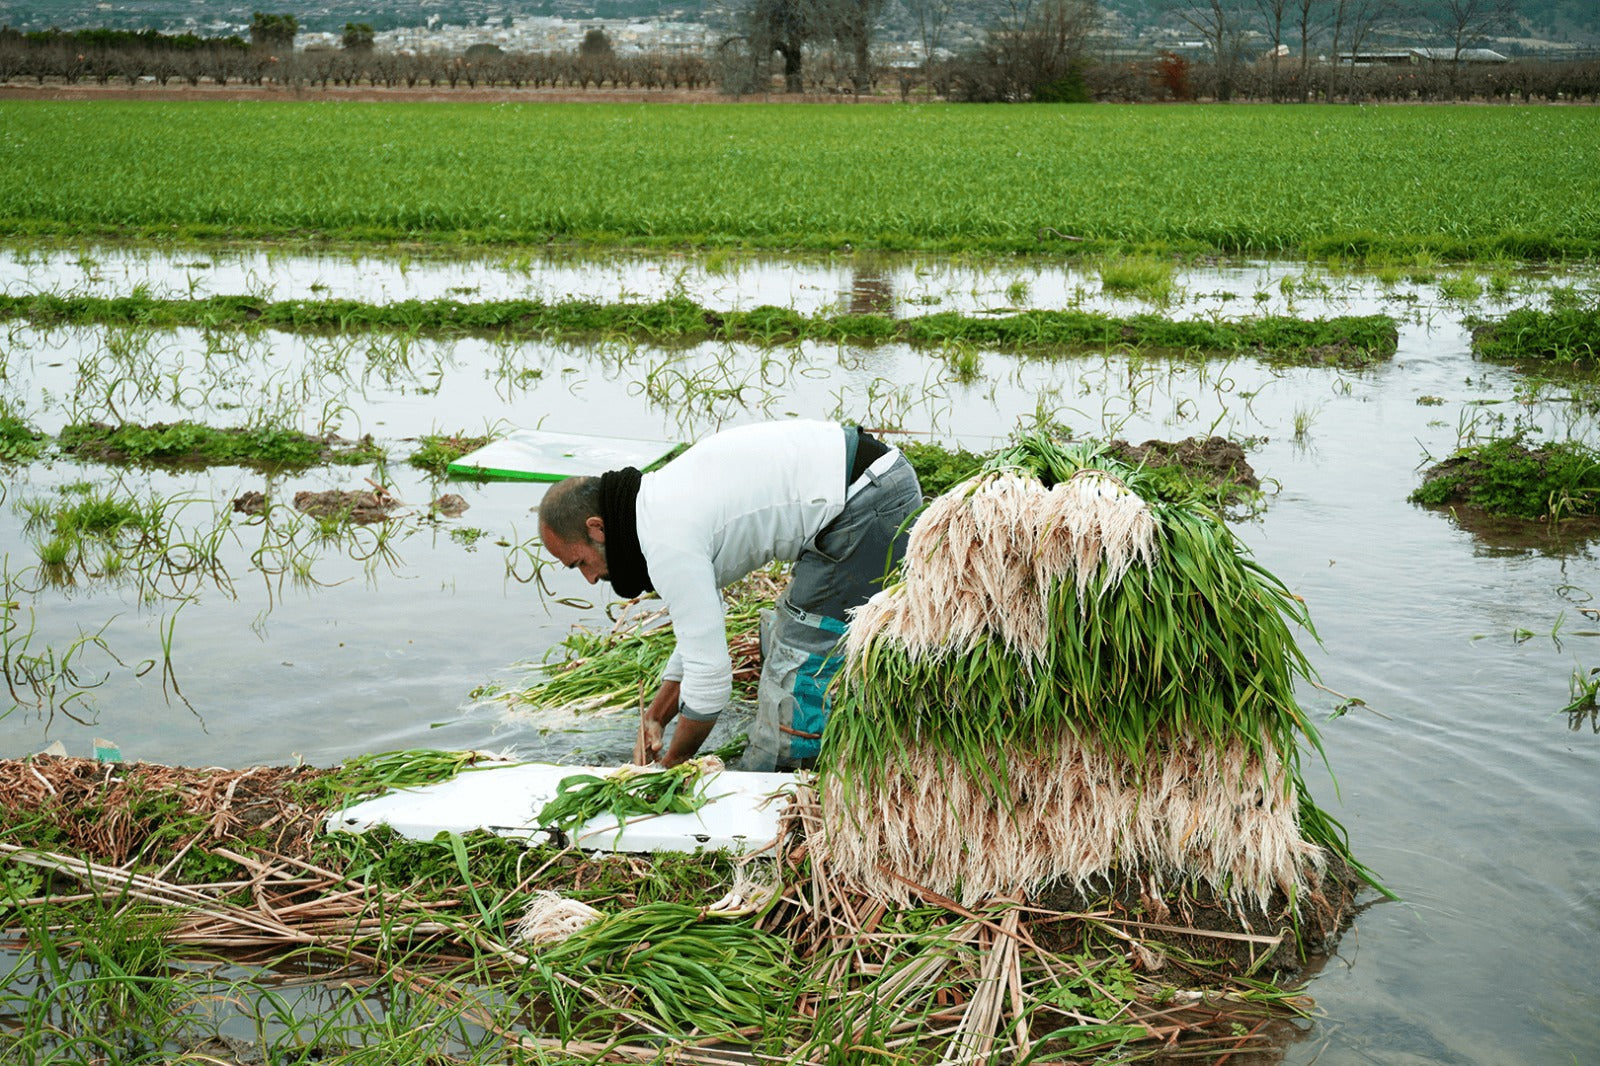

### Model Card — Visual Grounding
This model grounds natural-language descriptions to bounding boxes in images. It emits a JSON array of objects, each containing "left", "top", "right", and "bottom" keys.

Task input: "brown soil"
[
  {"left": 292, "top": 487, "right": 400, "bottom": 522},
  {"left": 1107, "top": 435, "right": 1260, "bottom": 490},
  {"left": 233, "top": 487, "right": 467, "bottom": 522}
]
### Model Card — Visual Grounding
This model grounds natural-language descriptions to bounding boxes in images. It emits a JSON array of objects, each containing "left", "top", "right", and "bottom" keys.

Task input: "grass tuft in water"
[
  {"left": 407, "top": 431, "right": 494, "bottom": 475},
  {"left": 1097, "top": 255, "right": 1178, "bottom": 304},
  {"left": 1412, "top": 431, "right": 1600, "bottom": 521},
  {"left": 0, "top": 291, "right": 1401, "bottom": 367}
]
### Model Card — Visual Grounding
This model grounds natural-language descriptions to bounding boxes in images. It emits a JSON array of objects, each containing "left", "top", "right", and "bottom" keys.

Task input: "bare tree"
[
  {"left": 1428, "top": 0, "right": 1518, "bottom": 60},
  {"left": 906, "top": 0, "right": 957, "bottom": 67},
  {"left": 1426, "top": 0, "right": 1517, "bottom": 93},
  {"left": 1254, "top": 0, "right": 1290, "bottom": 100},
  {"left": 1292, "top": 0, "right": 1332, "bottom": 100},
  {"left": 955, "top": 0, "right": 1100, "bottom": 101},
  {"left": 745, "top": 0, "right": 816, "bottom": 92},
  {"left": 839, "top": 0, "right": 887, "bottom": 92},
  {"left": 1167, "top": 0, "right": 1249, "bottom": 100},
  {"left": 1325, "top": 0, "right": 1394, "bottom": 100}
]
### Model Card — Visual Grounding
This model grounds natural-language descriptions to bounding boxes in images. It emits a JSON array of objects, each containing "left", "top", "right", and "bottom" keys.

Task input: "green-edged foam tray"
[{"left": 446, "top": 429, "right": 682, "bottom": 482}]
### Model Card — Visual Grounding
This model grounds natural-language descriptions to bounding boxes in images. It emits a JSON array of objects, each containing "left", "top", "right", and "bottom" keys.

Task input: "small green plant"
[
  {"left": 1565, "top": 666, "right": 1599, "bottom": 728},
  {"left": 1098, "top": 256, "right": 1177, "bottom": 304},
  {"left": 448, "top": 526, "right": 490, "bottom": 551},
  {"left": 1439, "top": 274, "right": 1483, "bottom": 303},
  {"left": 938, "top": 341, "right": 982, "bottom": 383}
]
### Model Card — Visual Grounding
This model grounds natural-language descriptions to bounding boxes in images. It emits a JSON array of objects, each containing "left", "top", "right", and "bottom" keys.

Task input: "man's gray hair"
[{"left": 539, "top": 475, "right": 603, "bottom": 542}]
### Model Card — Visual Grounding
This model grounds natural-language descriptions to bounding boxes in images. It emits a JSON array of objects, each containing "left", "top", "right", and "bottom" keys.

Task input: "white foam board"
[
  {"left": 325, "top": 762, "right": 799, "bottom": 854},
  {"left": 446, "top": 428, "right": 679, "bottom": 482}
]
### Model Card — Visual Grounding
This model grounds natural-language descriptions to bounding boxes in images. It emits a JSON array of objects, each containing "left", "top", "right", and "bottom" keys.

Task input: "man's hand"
[
  {"left": 638, "top": 716, "right": 665, "bottom": 764},
  {"left": 639, "top": 680, "right": 681, "bottom": 764}
]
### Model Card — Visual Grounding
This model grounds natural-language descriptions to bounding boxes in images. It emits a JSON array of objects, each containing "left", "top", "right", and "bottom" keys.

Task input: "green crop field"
[{"left": 2, "top": 101, "right": 1597, "bottom": 259}]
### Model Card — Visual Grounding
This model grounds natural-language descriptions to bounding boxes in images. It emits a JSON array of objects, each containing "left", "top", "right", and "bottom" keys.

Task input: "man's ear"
[{"left": 585, "top": 515, "right": 606, "bottom": 543}]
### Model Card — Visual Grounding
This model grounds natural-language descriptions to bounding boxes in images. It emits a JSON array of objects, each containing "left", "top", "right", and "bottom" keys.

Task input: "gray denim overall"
[{"left": 742, "top": 428, "right": 923, "bottom": 771}]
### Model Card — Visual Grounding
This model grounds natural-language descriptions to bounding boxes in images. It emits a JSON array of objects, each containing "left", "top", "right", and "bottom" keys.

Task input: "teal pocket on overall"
[{"left": 788, "top": 614, "right": 847, "bottom": 759}]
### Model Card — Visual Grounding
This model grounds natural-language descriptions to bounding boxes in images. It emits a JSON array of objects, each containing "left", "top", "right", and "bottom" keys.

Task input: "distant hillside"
[{"left": 2, "top": 0, "right": 1595, "bottom": 49}]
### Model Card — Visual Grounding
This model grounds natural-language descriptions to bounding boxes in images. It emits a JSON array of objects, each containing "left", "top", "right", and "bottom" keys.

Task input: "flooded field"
[{"left": 2, "top": 245, "right": 1598, "bottom": 1063}]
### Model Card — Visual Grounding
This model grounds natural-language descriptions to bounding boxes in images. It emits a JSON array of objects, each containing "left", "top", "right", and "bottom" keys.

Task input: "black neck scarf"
[{"left": 598, "top": 467, "right": 653, "bottom": 599}]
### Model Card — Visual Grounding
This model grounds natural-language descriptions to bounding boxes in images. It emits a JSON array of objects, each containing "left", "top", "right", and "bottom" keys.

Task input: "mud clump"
[
  {"left": 1106, "top": 435, "right": 1259, "bottom": 490},
  {"left": 293, "top": 488, "right": 399, "bottom": 523},
  {"left": 232, "top": 487, "right": 468, "bottom": 523}
]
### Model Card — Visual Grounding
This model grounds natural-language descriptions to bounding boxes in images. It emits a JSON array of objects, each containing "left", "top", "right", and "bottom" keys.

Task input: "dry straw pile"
[{"left": 818, "top": 436, "right": 1365, "bottom": 910}]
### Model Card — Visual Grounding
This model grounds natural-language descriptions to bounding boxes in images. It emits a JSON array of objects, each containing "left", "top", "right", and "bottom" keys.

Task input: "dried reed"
[{"left": 0, "top": 754, "right": 1324, "bottom": 1064}]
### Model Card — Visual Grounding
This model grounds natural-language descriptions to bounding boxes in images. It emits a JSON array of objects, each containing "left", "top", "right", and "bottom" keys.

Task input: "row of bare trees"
[
  {"left": 1165, "top": 0, "right": 1524, "bottom": 102},
  {"left": 1077, "top": 51, "right": 1600, "bottom": 101},
  {"left": 5, "top": 34, "right": 1596, "bottom": 102},
  {"left": 0, "top": 42, "right": 719, "bottom": 91},
  {"left": 6, "top": 0, "right": 1596, "bottom": 103}
]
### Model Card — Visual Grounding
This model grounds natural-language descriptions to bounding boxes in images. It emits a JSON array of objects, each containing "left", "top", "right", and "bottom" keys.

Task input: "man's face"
[{"left": 540, "top": 517, "right": 609, "bottom": 585}]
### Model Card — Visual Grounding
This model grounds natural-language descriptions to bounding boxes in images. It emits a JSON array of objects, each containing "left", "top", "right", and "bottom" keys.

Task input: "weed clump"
[
  {"left": 1412, "top": 432, "right": 1600, "bottom": 521},
  {"left": 19, "top": 484, "right": 165, "bottom": 579},
  {"left": 59, "top": 421, "right": 383, "bottom": 471},
  {"left": 900, "top": 439, "right": 990, "bottom": 498},
  {"left": 1470, "top": 302, "right": 1600, "bottom": 366},
  {"left": 0, "top": 405, "right": 44, "bottom": 463}
]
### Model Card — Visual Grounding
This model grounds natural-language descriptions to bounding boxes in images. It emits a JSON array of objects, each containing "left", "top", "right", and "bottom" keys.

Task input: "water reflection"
[{"left": 845, "top": 259, "right": 895, "bottom": 315}]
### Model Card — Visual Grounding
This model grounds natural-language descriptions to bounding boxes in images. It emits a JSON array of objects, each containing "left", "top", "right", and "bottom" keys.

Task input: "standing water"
[{"left": 0, "top": 246, "right": 1595, "bottom": 1062}]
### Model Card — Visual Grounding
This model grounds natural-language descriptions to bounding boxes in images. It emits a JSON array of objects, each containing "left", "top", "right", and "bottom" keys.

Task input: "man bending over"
[{"left": 537, "top": 420, "right": 922, "bottom": 771}]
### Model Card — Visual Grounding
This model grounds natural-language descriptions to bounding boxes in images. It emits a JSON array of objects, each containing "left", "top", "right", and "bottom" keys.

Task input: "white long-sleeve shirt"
[{"left": 637, "top": 420, "right": 846, "bottom": 720}]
